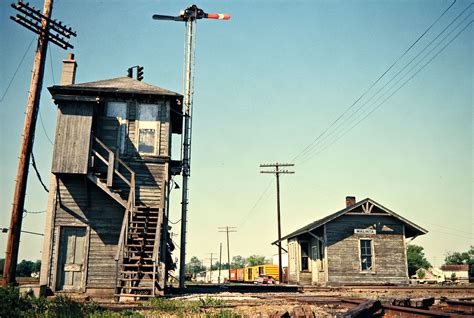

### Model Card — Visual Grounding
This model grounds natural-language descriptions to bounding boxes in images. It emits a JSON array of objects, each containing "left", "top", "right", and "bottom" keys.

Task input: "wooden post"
[
  {"left": 260, "top": 163, "right": 294, "bottom": 284},
  {"left": 218, "top": 242, "right": 222, "bottom": 284},
  {"left": 2, "top": 0, "right": 53, "bottom": 287}
]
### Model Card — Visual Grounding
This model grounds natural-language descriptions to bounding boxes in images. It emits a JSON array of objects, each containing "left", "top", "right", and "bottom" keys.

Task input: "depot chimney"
[
  {"left": 346, "top": 196, "right": 356, "bottom": 207},
  {"left": 60, "top": 53, "right": 77, "bottom": 85}
]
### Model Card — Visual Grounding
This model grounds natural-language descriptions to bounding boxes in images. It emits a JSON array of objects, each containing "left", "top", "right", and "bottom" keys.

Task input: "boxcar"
[
  {"left": 243, "top": 264, "right": 280, "bottom": 282},
  {"left": 236, "top": 268, "right": 244, "bottom": 281}
]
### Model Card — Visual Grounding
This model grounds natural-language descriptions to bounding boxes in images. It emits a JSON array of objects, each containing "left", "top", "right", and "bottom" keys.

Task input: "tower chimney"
[
  {"left": 346, "top": 196, "right": 356, "bottom": 207},
  {"left": 60, "top": 53, "right": 77, "bottom": 85}
]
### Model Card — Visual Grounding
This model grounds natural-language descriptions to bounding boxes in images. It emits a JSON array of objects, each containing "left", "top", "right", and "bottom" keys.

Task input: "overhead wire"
[
  {"left": 295, "top": 2, "right": 472, "bottom": 165},
  {"left": 297, "top": 17, "right": 473, "bottom": 165},
  {"left": 238, "top": 179, "right": 275, "bottom": 228},
  {"left": 290, "top": 0, "right": 458, "bottom": 164},
  {"left": 241, "top": 1, "right": 469, "bottom": 226},
  {"left": 31, "top": 151, "right": 49, "bottom": 193},
  {"left": 296, "top": 3, "right": 472, "bottom": 164},
  {"left": 37, "top": 43, "right": 56, "bottom": 146},
  {"left": 0, "top": 37, "right": 35, "bottom": 103}
]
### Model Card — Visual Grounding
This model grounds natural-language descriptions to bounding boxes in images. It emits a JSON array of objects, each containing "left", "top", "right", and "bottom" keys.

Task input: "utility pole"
[
  {"left": 260, "top": 163, "right": 294, "bottom": 283},
  {"left": 152, "top": 5, "right": 230, "bottom": 290},
  {"left": 218, "top": 226, "right": 237, "bottom": 282},
  {"left": 206, "top": 252, "right": 215, "bottom": 283},
  {"left": 2, "top": 0, "right": 75, "bottom": 287},
  {"left": 218, "top": 242, "right": 222, "bottom": 284}
]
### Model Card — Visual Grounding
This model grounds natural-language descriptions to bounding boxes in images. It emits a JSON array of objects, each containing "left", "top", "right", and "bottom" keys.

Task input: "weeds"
[
  {"left": 0, "top": 286, "right": 103, "bottom": 318},
  {"left": 199, "top": 296, "right": 227, "bottom": 307},
  {"left": 149, "top": 297, "right": 199, "bottom": 315},
  {"left": 206, "top": 309, "right": 243, "bottom": 318}
]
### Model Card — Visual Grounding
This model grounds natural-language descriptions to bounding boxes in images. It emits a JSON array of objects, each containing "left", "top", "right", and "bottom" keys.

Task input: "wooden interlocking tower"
[{"left": 40, "top": 55, "right": 183, "bottom": 300}]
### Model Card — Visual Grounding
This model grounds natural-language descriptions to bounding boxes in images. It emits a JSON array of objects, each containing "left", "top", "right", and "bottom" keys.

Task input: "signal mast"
[{"left": 152, "top": 5, "right": 230, "bottom": 289}]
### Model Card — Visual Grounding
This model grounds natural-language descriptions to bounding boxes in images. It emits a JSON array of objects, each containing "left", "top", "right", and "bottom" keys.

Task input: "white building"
[
  {"left": 195, "top": 269, "right": 230, "bottom": 284},
  {"left": 272, "top": 253, "right": 288, "bottom": 267}
]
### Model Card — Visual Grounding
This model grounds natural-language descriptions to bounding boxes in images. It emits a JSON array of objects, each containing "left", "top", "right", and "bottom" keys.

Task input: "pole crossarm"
[
  {"left": 260, "top": 170, "right": 295, "bottom": 174},
  {"left": 260, "top": 163, "right": 295, "bottom": 167},
  {"left": 10, "top": 1, "right": 76, "bottom": 50}
]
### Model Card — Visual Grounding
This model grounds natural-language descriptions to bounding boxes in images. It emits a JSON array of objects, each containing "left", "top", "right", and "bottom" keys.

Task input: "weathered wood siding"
[
  {"left": 48, "top": 175, "right": 123, "bottom": 290},
  {"left": 126, "top": 161, "right": 167, "bottom": 207},
  {"left": 52, "top": 103, "right": 93, "bottom": 174},
  {"left": 325, "top": 215, "right": 408, "bottom": 285},
  {"left": 288, "top": 239, "right": 298, "bottom": 284}
]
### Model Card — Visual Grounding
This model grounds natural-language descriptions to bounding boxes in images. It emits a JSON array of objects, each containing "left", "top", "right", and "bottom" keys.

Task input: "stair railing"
[{"left": 90, "top": 136, "right": 135, "bottom": 297}]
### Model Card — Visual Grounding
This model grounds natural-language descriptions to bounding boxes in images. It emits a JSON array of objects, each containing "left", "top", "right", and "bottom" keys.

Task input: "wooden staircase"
[
  {"left": 115, "top": 206, "right": 162, "bottom": 299},
  {"left": 87, "top": 136, "right": 164, "bottom": 301}
]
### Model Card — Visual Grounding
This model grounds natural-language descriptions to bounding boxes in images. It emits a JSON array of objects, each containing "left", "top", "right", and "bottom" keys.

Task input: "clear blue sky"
[{"left": 0, "top": 1, "right": 472, "bottom": 269}]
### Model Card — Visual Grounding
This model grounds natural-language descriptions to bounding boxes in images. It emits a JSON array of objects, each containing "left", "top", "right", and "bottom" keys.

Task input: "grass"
[{"left": 0, "top": 285, "right": 241, "bottom": 317}]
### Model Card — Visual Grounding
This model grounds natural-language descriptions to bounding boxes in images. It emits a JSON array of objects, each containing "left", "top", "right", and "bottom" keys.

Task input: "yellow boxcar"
[
  {"left": 244, "top": 264, "right": 280, "bottom": 282},
  {"left": 243, "top": 266, "right": 259, "bottom": 282}
]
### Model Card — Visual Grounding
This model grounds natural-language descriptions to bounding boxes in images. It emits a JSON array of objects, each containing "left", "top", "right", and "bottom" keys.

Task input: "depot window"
[
  {"left": 301, "top": 241, "right": 310, "bottom": 271},
  {"left": 360, "top": 239, "right": 373, "bottom": 271}
]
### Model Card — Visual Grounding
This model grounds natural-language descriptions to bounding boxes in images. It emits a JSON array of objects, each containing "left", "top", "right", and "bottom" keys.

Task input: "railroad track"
[{"left": 302, "top": 285, "right": 474, "bottom": 293}]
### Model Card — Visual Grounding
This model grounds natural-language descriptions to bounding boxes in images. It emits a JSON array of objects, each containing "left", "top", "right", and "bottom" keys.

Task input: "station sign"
[{"left": 354, "top": 229, "right": 376, "bottom": 235}]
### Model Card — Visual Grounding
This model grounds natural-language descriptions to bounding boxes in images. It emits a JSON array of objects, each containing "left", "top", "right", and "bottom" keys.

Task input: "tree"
[
  {"left": 445, "top": 246, "right": 474, "bottom": 277},
  {"left": 16, "top": 260, "right": 41, "bottom": 277},
  {"left": 247, "top": 255, "right": 266, "bottom": 267},
  {"left": 0, "top": 258, "right": 4, "bottom": 276},
  {"left": 407, "top": 244, "right": 431, "bottom": 276},
  {"left": 210, "top": 262, "right": 229, "bottom": 271},
  {"left": 230, "top": 255, "right": 246, "bottom": 269},
  {"left": 416, "top": 268, "right": 426, "bottom": 279},
  {"left": 185, "top": 256, "right": 205, "bottom": 275}
]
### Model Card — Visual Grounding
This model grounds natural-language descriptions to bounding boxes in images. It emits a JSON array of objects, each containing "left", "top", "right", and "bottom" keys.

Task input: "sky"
[{"left": 0, "top": 0, "right": 472, "bottom": 270}]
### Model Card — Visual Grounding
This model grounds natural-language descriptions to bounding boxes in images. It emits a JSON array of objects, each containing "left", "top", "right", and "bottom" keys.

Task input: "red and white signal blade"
[{"left": 205, "top": 13, "right": 231, "bottom": 20}]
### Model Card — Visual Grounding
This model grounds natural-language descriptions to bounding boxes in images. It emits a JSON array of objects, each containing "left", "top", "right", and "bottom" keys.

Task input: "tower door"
[{"left": 56, "top": 227, "right": 87, "bottom": 291}]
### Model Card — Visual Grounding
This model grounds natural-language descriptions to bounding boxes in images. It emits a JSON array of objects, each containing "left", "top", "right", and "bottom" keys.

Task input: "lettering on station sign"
[{"left": 354, "top": 229, "right": 376, "bottom": 235}]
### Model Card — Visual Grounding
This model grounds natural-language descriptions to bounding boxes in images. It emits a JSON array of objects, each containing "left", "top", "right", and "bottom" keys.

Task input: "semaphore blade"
[{"left": 152, "top": 14, "right": 184, "bottom": 21}]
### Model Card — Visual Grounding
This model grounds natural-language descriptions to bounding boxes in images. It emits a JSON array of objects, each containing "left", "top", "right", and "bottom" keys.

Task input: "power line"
[
  {"left": 297, "top": 6, "right": 472, "bottom": 165},
  {"left": 300, "top": 18, "right": 474, "bottom": 165},
  {"left": 0, "top": 37, "right": 35, "bottom": 103},
  {"left": 296, "top": 5, "right": 472, "bottom": 165},
  {"left": 31, "top": 151, "right": 49, "bottom": 193},
  {"left": 24, "top": 209, "right": 46, "bottom": 214},
  {"left": 290, "top": 0, "right": 458, "bottom": 164},
  {"left": 238, "top": 179, "right": 274, "bottom": 228},
  {"left": 38, "top": 111, "right": 53, "bottom": 146}
]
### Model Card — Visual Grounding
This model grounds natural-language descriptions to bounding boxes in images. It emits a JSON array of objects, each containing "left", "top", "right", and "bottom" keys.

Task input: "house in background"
[
  {"left": 39, "top": 54, "right": 183, "bottom": 300},
  {"left": 275, "top": 196, "right": 427, "bottom": 286},
  {"left": 440, "top": 265, "right": 470, "bottom": 283}
]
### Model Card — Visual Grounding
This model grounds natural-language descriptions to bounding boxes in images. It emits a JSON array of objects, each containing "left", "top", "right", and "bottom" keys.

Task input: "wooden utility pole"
[
  {"left": 218, "top": 242, "right": 222, "bottom": 284},
  {"left": 218, "top": 226, "right": 237, "bottom": 282},
  {"left": 206, "top": 252, "right": 215, "bottom": 283},
  {"left": 2, "top": 0, "right": 75, "bottom": 287},
  {"left": 260, "top": 163, "right": 294, "bottom": 283}
]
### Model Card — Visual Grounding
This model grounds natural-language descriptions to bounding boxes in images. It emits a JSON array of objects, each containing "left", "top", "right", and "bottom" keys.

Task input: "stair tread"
[
  {"left": 115, "top": 293, "right": 154, "bottom": 298},
  {"left": 119, "top": 277, "right": 155, "bottom": 281},
  {"left": 118, "top": 286, "right": 155, "bottom": 290}
]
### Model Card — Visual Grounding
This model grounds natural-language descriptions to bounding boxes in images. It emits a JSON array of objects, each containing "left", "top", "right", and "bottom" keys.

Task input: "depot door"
[{"left": 56, "top": 227, "right": 87, "bottom": 291}]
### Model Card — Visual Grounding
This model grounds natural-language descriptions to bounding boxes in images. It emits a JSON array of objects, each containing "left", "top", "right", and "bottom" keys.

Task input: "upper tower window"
[
  {"left": 137, "top": 103, "right": 160, "bottom": 155},
  {"left": 102, "top": 102, "right": 127, "bottom": 154}
]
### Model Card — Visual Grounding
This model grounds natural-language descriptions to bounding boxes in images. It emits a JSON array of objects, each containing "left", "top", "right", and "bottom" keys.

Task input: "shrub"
[{"left": 0, "top": 286, "right": 32, "bottom": 318}]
